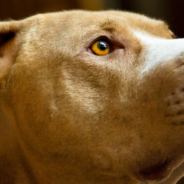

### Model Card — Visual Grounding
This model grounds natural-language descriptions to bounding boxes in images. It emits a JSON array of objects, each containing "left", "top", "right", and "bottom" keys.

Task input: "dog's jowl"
[{"left": 1, "top": 10, "right": 184, "bottom": 184}]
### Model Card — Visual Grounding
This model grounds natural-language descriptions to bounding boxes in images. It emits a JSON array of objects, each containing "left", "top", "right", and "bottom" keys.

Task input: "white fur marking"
[{"left": 134, "top": 31, "right": 184, "bottom": 74}]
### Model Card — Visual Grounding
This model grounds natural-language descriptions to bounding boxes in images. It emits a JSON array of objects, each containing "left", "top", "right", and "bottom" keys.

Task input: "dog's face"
[{"left": 1, "top": 10, "right": 184, "bottom": 184}]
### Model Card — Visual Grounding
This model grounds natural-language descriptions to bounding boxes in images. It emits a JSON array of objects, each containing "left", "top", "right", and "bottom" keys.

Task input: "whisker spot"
[
  {"left": 167, "top": 102, "right": 170, "bottom": 106},
  {"left": 175, "top": 101, "right": 180, "bottom": 105},
  {"left": 177, "top": 111, "right": 183, "bottom": 115},
  {"left": 181, "top": 88, "right": 184, "bottom": 92}
]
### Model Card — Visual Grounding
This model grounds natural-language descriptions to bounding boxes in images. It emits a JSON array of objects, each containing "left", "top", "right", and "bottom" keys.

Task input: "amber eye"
[{"left": 91, "top": 40, "right": 111, "bottom": 56}]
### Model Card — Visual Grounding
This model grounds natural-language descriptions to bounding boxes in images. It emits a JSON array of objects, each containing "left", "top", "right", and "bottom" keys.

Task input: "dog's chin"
[{"left": 136, "top": 159, "right": 172, "bottom": 182}]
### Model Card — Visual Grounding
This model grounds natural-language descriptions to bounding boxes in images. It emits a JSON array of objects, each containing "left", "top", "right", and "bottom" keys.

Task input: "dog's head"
[{"left": 1, "top": 10, "right": 184, "bottom": 184}]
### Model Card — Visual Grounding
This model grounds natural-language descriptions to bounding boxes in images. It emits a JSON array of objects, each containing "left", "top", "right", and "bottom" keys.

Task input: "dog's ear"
[{"left": 0, "top": 21, "right": 22, "bottom": 85}]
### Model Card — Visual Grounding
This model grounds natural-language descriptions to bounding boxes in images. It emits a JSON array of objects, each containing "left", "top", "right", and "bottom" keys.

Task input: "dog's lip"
[{"left": 138, "top": 159, "right": 171, "bottom": 181}]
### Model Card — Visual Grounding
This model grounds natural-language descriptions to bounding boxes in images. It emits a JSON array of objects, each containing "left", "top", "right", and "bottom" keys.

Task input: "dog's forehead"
[
  {"left": 45, "top": 10, "right": 172, "bottom": 39},
  {"left": 20, "top": 11, "right": 173, "bottom": 62}
]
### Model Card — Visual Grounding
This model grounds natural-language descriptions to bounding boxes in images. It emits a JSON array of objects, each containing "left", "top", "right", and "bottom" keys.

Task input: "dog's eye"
[{"left": 91, "top": 40, "right": 111, "bottom": 56}]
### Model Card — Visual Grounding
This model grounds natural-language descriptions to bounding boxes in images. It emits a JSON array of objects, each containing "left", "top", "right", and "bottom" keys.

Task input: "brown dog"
[{"left": 1, "top": 10, "right": 184, "bottom": 184}]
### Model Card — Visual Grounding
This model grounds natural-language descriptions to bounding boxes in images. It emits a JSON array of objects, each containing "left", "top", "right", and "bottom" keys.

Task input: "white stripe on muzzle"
[{"left": 134, "top": 31, "right": 184, "bottom": 74}]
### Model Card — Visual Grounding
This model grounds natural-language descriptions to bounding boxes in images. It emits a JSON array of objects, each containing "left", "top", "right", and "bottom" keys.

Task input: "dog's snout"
[
  {"left": 165, "top": 86, "right": 184, "bottom": 125},
  {"left": 173, "top": 54, "right": 184, "bottom": 69},
  {"left": 135, "top": 31, "right": 184, "bottom": 74}
]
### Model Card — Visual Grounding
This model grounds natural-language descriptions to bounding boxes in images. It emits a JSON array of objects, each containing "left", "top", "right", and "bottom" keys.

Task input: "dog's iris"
[{"left": 91, "top": 40, "right": 110, "bottom": 56}]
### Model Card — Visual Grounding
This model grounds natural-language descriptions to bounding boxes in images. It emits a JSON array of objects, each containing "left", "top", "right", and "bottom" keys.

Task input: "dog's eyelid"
[{"left": 90, "top": 36, "right": 111, "bottom": 45}]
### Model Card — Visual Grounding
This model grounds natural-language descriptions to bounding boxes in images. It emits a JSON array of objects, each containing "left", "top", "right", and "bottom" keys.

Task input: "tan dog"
[{"left": 1, "top": 10, "right": 184, "bottom": 184}]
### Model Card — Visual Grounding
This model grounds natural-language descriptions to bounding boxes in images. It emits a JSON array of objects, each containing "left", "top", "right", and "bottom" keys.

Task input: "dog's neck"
[
  {"left": 0, "top": 101, "right": 137, "bottom": 184},
  {"left": 0, "top": 101, "right": 19, "bottom": 183}
]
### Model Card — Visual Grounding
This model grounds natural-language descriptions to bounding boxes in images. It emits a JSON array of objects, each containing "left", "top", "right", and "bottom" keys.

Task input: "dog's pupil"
[{"left": 97, "top": 42, "right": 107, "bottom": 51}]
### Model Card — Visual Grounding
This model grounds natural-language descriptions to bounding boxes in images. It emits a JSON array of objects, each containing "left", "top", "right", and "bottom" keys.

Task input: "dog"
[{"left": 1, "top": 10, "right": 184, "bottom": 184}]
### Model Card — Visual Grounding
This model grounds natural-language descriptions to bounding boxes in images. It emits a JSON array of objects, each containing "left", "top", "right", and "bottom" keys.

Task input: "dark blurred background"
[
  {"left": 0, "top": 0, "right": 184, "bottom": 183},
  {"left": 0, "top": 0, "right": 184, "bottom": 37}
]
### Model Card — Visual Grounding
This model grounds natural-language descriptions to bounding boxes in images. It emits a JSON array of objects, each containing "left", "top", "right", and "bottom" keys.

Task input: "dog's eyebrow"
[{"left": 99, "top": 19, "right": 118, "bottom": 33}]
